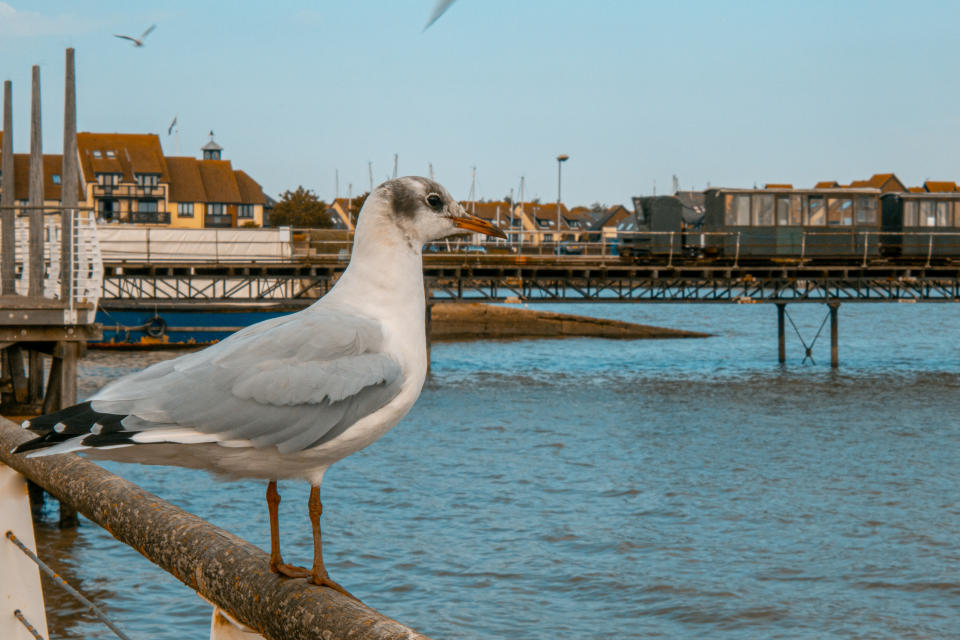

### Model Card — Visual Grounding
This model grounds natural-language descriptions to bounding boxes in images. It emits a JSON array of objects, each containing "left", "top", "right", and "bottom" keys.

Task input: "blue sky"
[{"left": 2, "top": 1, "right": 959, "bottom": 207}]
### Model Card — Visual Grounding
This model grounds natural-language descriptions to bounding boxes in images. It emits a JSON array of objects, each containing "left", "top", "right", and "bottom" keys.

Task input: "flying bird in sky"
[
  {"left": 114, "top": 24, "right": 156, "bottom": 47},
  {"left": 16, "top": 177, "right": 507, "bottom": 598},
  {"left": 424, "top": 0, "right": 458, "bottom": 30}
]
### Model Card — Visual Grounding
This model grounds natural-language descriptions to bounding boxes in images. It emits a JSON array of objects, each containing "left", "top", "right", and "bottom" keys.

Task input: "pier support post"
[
  {"left": 829, "top": 302, "right": 839, "bottom": 368},
  {"left": 776, "top": 303, "right": 786, "bottom": 364}
]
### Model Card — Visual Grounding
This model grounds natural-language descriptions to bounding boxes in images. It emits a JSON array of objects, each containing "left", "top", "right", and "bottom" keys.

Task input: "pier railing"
[
  {"left": 0, "top": 417, "right": 433, "bottom": 640},
  {"left": 93, "top": 227, "right": 960, "bottom": 267}
]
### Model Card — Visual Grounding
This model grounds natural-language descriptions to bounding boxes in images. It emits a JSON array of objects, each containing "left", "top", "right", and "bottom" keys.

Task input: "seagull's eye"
[{"left": 426, "top": 193, "right": 443, "bottom": 209}]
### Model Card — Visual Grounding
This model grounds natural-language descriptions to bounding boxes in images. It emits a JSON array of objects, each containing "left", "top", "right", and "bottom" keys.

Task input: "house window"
[
  {"left": 97, "top": 173, "right": 120, "bottom": 186},
  {"left": 92, "top": 150, "right": 102, "bottom": 158},
  {"left": 52, "top": 174, "right": 61, "bottom": 184},
  {"left": 105, "top": 150, "right": 116, "bottom": 158},
  {"left": 238, "top": 204, "right": 253, "bottom": 219},
  {"left": 208, "top": 203, "right": 226, "bottom": 216},
  {"left": 138, "top": 200, "right": 158, "bottom": 213},
  {"left": 136, "top": 173, "right": 158, "bottom": 187},
  {"left": 177, "top": 202, "right": 194, "bottom": 217}
]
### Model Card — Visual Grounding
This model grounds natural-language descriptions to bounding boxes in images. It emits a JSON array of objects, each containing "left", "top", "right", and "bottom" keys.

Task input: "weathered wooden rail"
[{"left": 0, "top": 417, "right": 432, "bottom": 640}]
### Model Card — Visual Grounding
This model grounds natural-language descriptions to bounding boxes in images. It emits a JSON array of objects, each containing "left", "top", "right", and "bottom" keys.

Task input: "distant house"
[
  {"left": 0, "top": 139, "right": 79, "bottom": 207},
  {"left": 0, "top": 131, "right": 268, "bottom": 229},
  {"left": 590, "top": 204, "right": 633, "bottom": 241},
  {"left": 514, "top": 202, "right": 570, "bottom": 243},
  {"left": 924, "top": 180, "right": 958, "bottom": 193},
  {"left": 75, "top": 132, "right": 267, "bottom": 228},
  {"left": 814, "top": 180, "right": 841, "bottom": 188}
]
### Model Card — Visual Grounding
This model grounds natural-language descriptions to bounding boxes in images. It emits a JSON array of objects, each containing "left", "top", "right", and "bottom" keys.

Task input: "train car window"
[
  {"left": 790, "top": 195, "right": 803, "bottom": 225},
  {"left": 752, "top": 194, "right": 774, "bottom": 226},
  {"left": 776, "top": 196, "right": 790, "bottom": 226},
  {"left": 953, "top": 202, "right": 960, "bottom": 227},
  {"left": 827, "top": 198, "right": 852, "bottom": 225},
  {"left": 919, "top": 201, "right": 936, "bottom": 226},
  {"left": 855, "top": 197, "right": 877, "bottom": 226},
  {"left": 936, "top": 201, "right": 951, "bottom": 226},
  {"left": 904, "top": 201, "right": 918, "bottom": 226},
  {"left": 725, "top": 194, "right": 750, "bottom": 226},
  {"left": 807, "top": 196, "right": 826, "bottom": 225}
]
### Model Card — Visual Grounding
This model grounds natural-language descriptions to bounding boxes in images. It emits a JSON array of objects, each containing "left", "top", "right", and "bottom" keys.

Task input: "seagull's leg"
[
  {"left": 266, "top": 481, "right": 310, "bottom": 578},
  {"left": 307, "top": 485, "right": 359, "bottom": 600}
]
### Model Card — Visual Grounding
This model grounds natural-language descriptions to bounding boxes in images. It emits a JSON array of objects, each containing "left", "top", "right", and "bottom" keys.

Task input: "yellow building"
[{"left": 75, "top": 132, "right": 266, "bottom": 228}]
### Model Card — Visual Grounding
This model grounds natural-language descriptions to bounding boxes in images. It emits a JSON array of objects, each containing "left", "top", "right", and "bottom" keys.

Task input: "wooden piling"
[
  {"left": 61, "top": 48, "right": 78, "bottom": 304},
  {"left": 29, "top": 65, "right": 44, "bottom": 298},
  {"left": 829, "top": 302, "right": 839, "bottom": 368},
  {"left": 776, "top": 303, "right": 786, "bottom": 364},
  {"left": 1, "top": 80, "right": 14, "bottom": 296},
  {"left": 0, "top": 418, "right": 433, "bottom": 640}
]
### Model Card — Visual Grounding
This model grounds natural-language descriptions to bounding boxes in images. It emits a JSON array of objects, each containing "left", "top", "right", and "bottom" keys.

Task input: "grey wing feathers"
[{"left": 88, "top": 307, "right": 403, "bottom": 454}]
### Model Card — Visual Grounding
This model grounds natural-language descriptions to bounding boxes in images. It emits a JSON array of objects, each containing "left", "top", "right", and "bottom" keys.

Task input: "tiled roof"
[
  {"left": 165, "top": 157, "right": 207, "bottom": 202},
  {"left": 908, "top": 187, "right": 926, "bottom": 193},
  {"left": 459, "top": 201, "right": 513, "bottom": 224},
  {"left": 77, "top": 132, "right": 169, "bottom": 183},
  {"left": 814, "top": 180, "right": 840, "bottom": 188},
  {"left": 198, "top": 160, "right": 242, "bottom": 202},
  {"left": 764, "top": 183, "right": 793, "bottom": 189},
  {"left": 0, "top": 152, "right": 77, "bottom": 201},
  {"left": 234, "top": 170, "right": 266, "bottom": 205},
  {"left": 924, "top": 180, "right": 958, "bottom": 193}
]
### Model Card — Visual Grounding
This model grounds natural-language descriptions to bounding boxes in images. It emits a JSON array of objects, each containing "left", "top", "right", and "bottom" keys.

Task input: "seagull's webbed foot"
[
  {"left": 271, "top": 562, "right": 311, "bottom": 579},
  {"left": 308, "top": 486, "right": 362, "bottom": 602},
  {"left": 308, "top": 568, "right": 358, "bottom": 601}
]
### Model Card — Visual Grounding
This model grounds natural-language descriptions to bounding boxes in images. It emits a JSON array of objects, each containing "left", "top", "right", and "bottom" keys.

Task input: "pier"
[{"left": 96, "top": 237, "right": 960, "bottom": 369}]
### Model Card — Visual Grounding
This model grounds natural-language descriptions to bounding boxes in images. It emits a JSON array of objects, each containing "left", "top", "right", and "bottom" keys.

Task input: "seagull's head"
[{"left": 361, "top": 176, "right": 506, "bottom": 247}]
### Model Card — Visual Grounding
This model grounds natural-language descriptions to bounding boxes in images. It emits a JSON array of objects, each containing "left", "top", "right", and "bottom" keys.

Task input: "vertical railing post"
[
  {"left": 925, "top": 232, "right": 933, "bottom": 268},
  {"left": 1, "top": 80, "right": 15, "bottom": 295}
]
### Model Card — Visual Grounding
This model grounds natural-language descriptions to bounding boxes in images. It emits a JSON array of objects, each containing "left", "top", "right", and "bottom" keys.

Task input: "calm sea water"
[{"left": 32, "top": 302, "right": 960, "bottom": 639}]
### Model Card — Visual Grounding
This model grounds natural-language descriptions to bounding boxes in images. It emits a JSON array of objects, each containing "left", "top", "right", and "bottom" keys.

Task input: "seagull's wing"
[
  {"left": 113, "top": 34, "right": 137, "bottom": 42},
  {"left": 424, "top": 0, "right": 458, "bottom": 30},
  {"left": 20, "top": 307, "right": 404, "bottom": 456},
  {"left": 140, "top": 24, "right": 156, "bottom": 40}
]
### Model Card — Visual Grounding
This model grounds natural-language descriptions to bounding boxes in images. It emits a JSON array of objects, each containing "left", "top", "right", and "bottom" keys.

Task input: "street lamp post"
[{"left": 556, "top": 154, "right": 569, "bottom": 248}]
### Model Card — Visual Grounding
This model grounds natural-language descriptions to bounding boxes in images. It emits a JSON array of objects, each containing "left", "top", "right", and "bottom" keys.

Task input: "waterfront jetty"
[{"left": 430, "top": 302, "right": 709, "bottom": 341}]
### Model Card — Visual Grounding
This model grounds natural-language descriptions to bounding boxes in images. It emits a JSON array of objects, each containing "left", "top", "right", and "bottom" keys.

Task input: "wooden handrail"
[{"left": 0, "top": 418, "right": 432, "bottom": 640}]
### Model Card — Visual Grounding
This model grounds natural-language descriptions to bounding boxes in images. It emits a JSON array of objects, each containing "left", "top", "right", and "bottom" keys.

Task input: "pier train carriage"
[{"left": 622, "top": 187, "right": 960, "bottom": 262}]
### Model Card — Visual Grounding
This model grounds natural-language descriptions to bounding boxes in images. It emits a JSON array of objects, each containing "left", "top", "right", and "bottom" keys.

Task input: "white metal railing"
[
  {"left": 6, "top": 208, "right": 102, "bottom": 316},
  {"left": 96, "top": 226, "right": 294, "bottom": 263},
  {"left": 69, "top": 225, "right": 960, "bottom": 266}
]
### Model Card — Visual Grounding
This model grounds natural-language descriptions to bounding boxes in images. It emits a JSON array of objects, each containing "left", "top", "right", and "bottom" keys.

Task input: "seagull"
[
  {"left": 14, "top": 177, "right": 506, "bottom": 597},
  {"left": 424, "top": 0, "right": 458, "bottom": 30},
  {"left": 114, "top": 24, "right": 156, "bottom": 47}
]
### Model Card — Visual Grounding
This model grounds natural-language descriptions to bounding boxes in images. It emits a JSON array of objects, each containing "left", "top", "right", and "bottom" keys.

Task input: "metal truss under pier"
[{"left": 100, "top": 259, "right": 960, "bottom": 304}]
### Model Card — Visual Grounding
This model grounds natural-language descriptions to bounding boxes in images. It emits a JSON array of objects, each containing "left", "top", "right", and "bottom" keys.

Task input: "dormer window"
[
  {"left": 97, "top": 173, "right": 120, "bottom": 186},
  {"left": 136, "top": 173, "right": 159, "bottom": 187},
  {"left": 105, "top": 150, "right": 116, "bottom": 158},
  {"left": 92, "top": 150, "right": 102, "bottom": 158},
  {"left": 52, "top": 174, "right": 61, "bottom": 184}
]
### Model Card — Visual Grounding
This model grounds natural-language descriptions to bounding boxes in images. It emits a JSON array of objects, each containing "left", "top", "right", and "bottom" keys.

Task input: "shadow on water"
[{"left": 29, "top": 303, "right": 960, "bottom": 639}]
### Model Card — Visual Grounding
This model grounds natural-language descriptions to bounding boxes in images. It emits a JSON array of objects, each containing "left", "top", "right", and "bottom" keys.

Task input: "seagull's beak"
[{"left": 450, "top": 213, "right": 508, "bottom": 239}]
